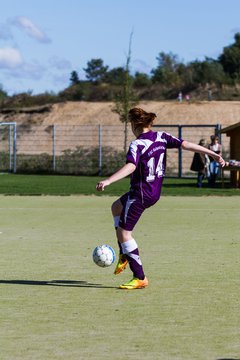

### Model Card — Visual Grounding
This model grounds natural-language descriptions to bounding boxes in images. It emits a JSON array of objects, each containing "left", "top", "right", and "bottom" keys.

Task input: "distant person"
[
  {"left": 177, "top": 91, "right": 183, "bottom": 103},
  {"left": 208, "top": 135, "right": 222, "bottom": 187},
  {"left": 208, "top": 89, "right": 212, "bottom": 101},
  {"left": 185, "top": 94, "right": 190, "bottom": 104},
  {"left": 96, "top": 107, "right": 225, "bottom": 290},
  {"left": 190, "top": 139, "right": 210, "bottom": 187}
]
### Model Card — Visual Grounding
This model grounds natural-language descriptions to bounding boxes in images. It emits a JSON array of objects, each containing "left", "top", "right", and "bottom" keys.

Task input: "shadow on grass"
[{"left": 0, "top": 279, "right": 117, "bottom": 289}]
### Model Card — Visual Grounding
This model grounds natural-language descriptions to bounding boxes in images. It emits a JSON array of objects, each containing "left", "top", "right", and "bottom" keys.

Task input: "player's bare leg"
[{"left": 111, "top": 199, "right": 128, "bottom": 274}]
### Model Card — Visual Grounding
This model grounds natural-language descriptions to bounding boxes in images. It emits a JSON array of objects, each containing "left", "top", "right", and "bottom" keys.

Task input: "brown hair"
[
  {"left": 199, "top": 138, "right": 207, "bottom": 147},
  {"left": 210, "top": 135, "right": 219, "bottom": 142},
  {"left": 128, "top": 108, "right": 156, "bottom": 129}
]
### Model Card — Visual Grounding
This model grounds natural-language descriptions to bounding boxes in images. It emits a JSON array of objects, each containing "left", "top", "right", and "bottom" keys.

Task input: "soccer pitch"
[{"left": 0, "top": 195, "right": 239, "bottom": 360}]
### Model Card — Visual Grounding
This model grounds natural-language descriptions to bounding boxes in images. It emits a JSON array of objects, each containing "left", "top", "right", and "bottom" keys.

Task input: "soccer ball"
[{"left": 92, "top": 244, "right": 116, "bottom": 267}]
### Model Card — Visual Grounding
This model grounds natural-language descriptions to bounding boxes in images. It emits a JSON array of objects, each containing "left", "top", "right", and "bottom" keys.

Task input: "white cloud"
[
  {"left": 22, "top": 62, "right": 47, "bottom": 80},
  {"left": 2, "top": 60, "right": 48, "bottom": 94},
  {"left": 49, "top": 56, "right": 72, "bottom": 70},
  {"left": 0, "top": 47, "right": 23, "bottom": 68},
  {"left": 13, "top": 16, "right": 51, "bottom": 43},
  {"left": 4, "top": 61, "right": 46, "bottom": 80}
]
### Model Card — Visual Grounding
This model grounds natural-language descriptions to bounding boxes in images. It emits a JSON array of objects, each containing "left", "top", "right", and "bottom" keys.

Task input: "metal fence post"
[
  {"left": 216, "top": 123, "right": 222, "bottom": 143},
  {"left": 178, "top": 125, "right": 182, "bottom": 178},
  {"left": 13, "top": 122, "right": 17, "bottom": 173},
  {"left": 53, "top": 125, "right": 56, "bottom": 172},
  {"left": 99, "top": 124, "right": 102, "bottom": 176},
  {"left": 9, "top": 125, "right": 12, "bottom": 171}
]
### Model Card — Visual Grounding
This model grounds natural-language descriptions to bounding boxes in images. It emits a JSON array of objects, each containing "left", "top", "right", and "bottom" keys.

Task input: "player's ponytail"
[{"left": 128, "top": 108, "right": 156, "bottom": 128}]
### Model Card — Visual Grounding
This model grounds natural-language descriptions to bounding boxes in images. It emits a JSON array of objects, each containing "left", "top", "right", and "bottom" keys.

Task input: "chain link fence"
[
  {"left": 1, "top": 122, "right": 229, "bottom": 176},
  {"left": 0, "top": 122, "right": 17, "bottom": 173}
]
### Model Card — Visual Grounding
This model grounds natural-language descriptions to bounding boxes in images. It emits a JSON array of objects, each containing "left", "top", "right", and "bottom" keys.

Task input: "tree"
[
  {"left": 70, "top": 70, "right": 80, "bottom": 85},
  {"left": 104, "top": 67, "right": 126, "bottom": 85},
  {"left": 83, "top": 58, "right": 108, "bottom": 83},
  {"left": 0, "top": 85, "right": 8, "bottom": 103},
  {"left": 219, "top": 33, "right": 240, "bottom": 80},
  {"left": 187, "top": 58, "right": 225, "bottom": 86},
  {"left": 151, "top": 52, "right": 182, "bottom": 85},
  {"left": 112, "top": 31, "right": 138, "bottom": 153},
  {"left": 133, "top": 72, "right": 152, "bottom": 87}
]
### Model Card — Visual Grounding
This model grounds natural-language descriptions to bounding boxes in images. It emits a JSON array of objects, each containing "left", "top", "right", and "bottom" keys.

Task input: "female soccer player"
[{"left": 96, "top": 108, "right": 225, "bottom": 290}]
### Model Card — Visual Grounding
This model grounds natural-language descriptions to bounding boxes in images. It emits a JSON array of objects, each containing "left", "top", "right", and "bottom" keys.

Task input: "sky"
[{"left": 0, "top": 0, "right": 240, "bottom": 95}]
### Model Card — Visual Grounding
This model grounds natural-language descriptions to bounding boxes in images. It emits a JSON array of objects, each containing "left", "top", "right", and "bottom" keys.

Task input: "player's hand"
[
  {"left": 214, "top": 155, "right": 226, "bottom": 167},
  {"left": 96, "top": 179, "right": 110, "bottom": 191}
]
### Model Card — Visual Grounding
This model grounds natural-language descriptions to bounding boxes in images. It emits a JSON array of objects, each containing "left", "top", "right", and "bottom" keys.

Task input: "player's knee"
[
  {"left": 111, "top": 201, "right": 116, "bottom": 215},
  {"left": 111, "top": 199, "right": 122, "bottom": 216}
]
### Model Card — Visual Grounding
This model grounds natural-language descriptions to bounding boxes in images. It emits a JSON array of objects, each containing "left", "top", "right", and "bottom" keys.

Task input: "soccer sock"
[
  {"left": 113, "top": 216, "right": 120, "bottom": 229},
  {"left": 121, "top": 239, "right": 145, "bottom": 280}
]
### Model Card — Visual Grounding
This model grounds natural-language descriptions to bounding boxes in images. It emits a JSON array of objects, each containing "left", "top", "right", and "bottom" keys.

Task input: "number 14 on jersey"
[{"left": 146, "top": 153, "right": 164, "bottom": 182}]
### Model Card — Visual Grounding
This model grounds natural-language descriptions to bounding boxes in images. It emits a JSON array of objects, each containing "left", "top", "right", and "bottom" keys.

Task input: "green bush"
[
  {"left": 56, "top": 146, "right": 98, "bottom": 175},
  {"left": 14, "top": 146, "right": 125, "bottom": 175},
  {"left": 0, "top": 151, "right": 9, "bottom": 171},
  {"left": 56, "top": 146, "right": 125, "bottom": 175},
  {"left": 17, "top": 153, "right": 53, "bottom": 174},
  {"left": 101, "top": 147, "right": 125, "bottom": 175}
]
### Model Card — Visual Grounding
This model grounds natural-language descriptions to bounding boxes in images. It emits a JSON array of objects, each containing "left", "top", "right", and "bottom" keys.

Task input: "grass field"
[
  {"left": 0, "top": 195, "right": 239, "bottom": 360},
  {"left": 0, "top": 173, "right": 239, "bottom": 196}
]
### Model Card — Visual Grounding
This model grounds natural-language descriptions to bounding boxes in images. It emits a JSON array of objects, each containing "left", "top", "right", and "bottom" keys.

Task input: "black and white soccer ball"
[{"left": 92, "top": 244, "right": 116, "bottom": 267}]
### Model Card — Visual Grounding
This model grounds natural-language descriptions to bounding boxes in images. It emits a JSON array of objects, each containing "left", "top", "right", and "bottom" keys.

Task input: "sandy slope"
[
  {"left": 43, "top": 100, "right": 240, "bottom": 129},
  {"left": 1, "top": 101, "right": 240, "bottom": 129}
]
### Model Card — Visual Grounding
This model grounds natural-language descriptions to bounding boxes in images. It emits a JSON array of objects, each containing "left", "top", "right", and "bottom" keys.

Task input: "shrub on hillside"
[{"left": 56, "top": 146, "right": 125, "bottom": 175}]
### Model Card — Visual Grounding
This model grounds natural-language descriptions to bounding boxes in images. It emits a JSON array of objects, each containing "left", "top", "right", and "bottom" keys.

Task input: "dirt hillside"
[
  {"left": 1, "top": 100, "right": 240, "bottom": 129},
  {"left": 44, "top": 100, "right": 240, "bottom": 129}
]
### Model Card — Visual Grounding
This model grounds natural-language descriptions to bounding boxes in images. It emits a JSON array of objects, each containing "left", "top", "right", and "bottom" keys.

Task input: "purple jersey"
[{"left": 126, "top": 130, "right": 183, "bottom": 205}]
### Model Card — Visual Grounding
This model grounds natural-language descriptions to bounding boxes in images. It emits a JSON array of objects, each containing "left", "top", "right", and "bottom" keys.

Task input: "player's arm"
[
  {"left": 181, "top": 140, "right": 226, "bottom": 167},
  {"left": 96, "top": 162, "right": 136, "bottom": 191}
]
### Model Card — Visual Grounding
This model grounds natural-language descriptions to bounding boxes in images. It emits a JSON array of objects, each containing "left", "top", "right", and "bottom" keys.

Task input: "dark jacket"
[{"left": 190, "top": 153, "right": 205, "bottom": 173}]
